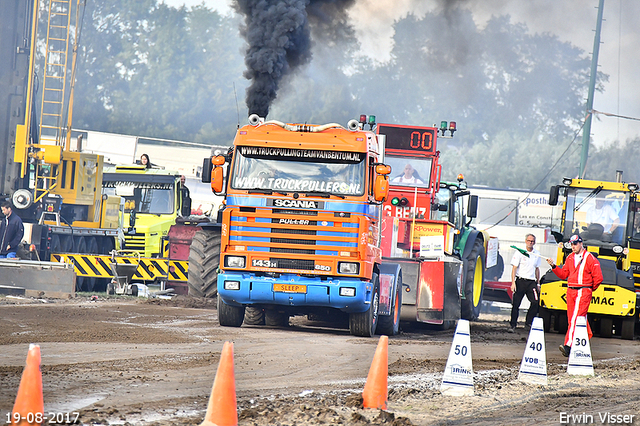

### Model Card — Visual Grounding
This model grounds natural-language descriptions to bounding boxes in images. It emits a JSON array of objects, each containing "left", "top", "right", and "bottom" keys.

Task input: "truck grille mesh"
[{"left": 227, "top": 206, "right": 361, "bottom": 272}]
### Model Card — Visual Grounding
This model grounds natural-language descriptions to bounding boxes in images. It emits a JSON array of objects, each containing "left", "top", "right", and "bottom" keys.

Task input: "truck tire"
[
  {"left": 377, "top": 273, "right": 402, "bottom": 336},
  {"left": 265, "top": 309, "right": 289, "bottom": 327},
  {"left": 621, "top": 318, "right": 634, "bottom": 340},
  {"left": 600, "top": 317, "right": 613, "bottom": 338},
  {"left": 461, "top": 237, "right": 485, "bottom": 321},
  {"left": 349, "top": 273, "right": 380, "bottom": 337},
  {"left": 217, "top": 297, "right": 245, "bottom": 327},
  {"left": 538, "top": 306, "right": 552, "bottom": 332},
  {"left": 244, "top": 306, "right": 265, "bottom": 325},
  {"left": 188, "top": 228, "right": 221, "bottom": 298},
  {"left": 556, "top": 312, "right": 568, "bottom": 334}
]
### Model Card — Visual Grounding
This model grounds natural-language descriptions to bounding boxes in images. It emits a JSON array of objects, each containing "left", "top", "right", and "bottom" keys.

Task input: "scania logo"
[{"left": 273, "top": 199, "right": 318, "bottom": 209}]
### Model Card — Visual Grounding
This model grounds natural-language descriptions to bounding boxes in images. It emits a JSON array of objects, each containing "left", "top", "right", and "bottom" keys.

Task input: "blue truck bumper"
[{"left": 218, "top": 272, "right": 372, "bottom": 313}]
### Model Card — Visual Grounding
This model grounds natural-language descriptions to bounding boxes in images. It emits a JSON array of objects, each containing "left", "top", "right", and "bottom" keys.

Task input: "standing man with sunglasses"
[
  {"left": 547, "top": 235, "right": 603, "bottom": 357},
  {"left": 508, "top": 234, "right": 541, "bottom": 333}
]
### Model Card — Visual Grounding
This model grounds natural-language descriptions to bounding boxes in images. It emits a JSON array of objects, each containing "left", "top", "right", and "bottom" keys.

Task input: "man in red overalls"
[{"left": 546, "top": 234, "right": 603, "bottom": 357}]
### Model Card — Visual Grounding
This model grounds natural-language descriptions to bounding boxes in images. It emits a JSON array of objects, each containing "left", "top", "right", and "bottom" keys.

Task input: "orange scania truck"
[{"left": 198, "top": 114, "right": 403, "bottom": 336}]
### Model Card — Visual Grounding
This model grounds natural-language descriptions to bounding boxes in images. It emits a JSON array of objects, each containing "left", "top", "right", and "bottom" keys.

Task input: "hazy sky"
[{"left": 165, "top": 0, "right": 640, "bottom": 149}]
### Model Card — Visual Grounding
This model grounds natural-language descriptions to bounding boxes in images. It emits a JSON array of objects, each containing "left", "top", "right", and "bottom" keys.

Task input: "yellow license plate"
[{"left": 273, "top": 284, "right": 307, "bottom": 293}]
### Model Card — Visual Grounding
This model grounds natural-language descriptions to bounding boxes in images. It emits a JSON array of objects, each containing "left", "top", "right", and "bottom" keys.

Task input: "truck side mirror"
[
  {"left": 549, "top": 185, "right": 559, "bottom": 206},
  {"left": 209, "top": 155, "right": 226, "bottom": 194},
  {"left": 211, "top": 167, "right": 224, "bottom": 194},
  {"left": 181, "top": 189, "right": 192, "bottom": 216},
  {"left": 467, "top": 195, "right": 478, "bottom": 218},
  {"left": 373, "top": 163, "right": 391, "bottom": 202},
  {"left": 201, "top": 157, "right": 212, "bottom": 183},
  {"left": 128, "top": 210, "right": 136, "bottom": 234},
  {"left": 373, "top": 175, "right": 389, "bottom": 202}
]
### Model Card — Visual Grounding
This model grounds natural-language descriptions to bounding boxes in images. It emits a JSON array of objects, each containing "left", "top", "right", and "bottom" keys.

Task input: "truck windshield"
[
  {"left": 564, "top": 188, "right": 629, "bottom": 245},
  {"left": 103, "top": 182, "right": 175, "bottom": 215},
  {"left": 230, "top": 146, "right": 366, "bottom": 196},
  {"left": 385, "top": 155, "right": 432, "bottom": 188}
]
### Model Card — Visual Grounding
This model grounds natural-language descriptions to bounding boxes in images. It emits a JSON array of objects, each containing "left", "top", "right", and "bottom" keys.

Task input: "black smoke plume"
[{"left": 234, "top": 0, "right": 355, "bottom": 118}]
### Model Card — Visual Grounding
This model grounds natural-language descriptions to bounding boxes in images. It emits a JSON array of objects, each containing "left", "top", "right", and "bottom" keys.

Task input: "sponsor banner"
[
  {"left": 103, "top": 181, "right": 173, "bottom": 190},
  {"left": 234, "top": 176, "right": 361, "bottom": 195},
  {"left": 239, "top": 146, "right": 364, "bottom": 163}
]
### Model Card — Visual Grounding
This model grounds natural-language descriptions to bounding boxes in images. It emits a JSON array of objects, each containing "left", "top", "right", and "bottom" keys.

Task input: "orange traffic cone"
[
  {"left": 200, "top": 341, "right": 237, "bottom": 426},
  {"left": 11, "top": 344, "right": 44, "bottom": 426},
  {"left": 362, "top": 335, "right": 388, "bottom": 409}
]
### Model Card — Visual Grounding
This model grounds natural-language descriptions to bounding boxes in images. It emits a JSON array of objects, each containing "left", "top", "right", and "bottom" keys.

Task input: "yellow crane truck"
[{"left": 1, "top": 0, "right": 121, "bottom": 292}]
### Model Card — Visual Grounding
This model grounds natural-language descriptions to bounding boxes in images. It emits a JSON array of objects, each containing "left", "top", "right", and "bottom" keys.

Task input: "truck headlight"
[
  {"left": 339, "top": 287, "right": 356, "bottom": 297},
  {"left": 224, "top": 280, "right": 241, "bottom": 290},
  {"left": 338, "top": 262, "right": 359, "bottom": 275},
  {"left": 225, "top": 256, "right": 246, "bottom": 268}
]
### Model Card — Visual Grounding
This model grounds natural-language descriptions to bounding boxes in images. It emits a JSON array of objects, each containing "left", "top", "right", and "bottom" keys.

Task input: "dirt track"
[{"left": 1, "top": 295, "right": 639, "bottom": 425}]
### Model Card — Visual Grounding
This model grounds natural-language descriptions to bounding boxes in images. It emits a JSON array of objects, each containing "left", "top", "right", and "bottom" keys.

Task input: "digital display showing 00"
[{"left": 377, "top": 124, "right": 437, "bottom": 154}]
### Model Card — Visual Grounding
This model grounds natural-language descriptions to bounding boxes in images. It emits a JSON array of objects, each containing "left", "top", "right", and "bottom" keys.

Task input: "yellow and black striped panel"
[
  {"left": 52, "top": 254, "right": 114, "bottom": 278},
  {"left": 168, "top": 260, "right": 188, "bottom": 281},
  {"left": 162, "top": 238, "right": 170, "bottom": 258},
  {"left": 51, "top": 254, "right": 188, "bottom": 282}
]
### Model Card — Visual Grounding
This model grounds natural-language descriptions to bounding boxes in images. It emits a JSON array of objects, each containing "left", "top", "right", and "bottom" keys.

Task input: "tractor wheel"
[
  {"left": 244, "top": 306, "right": 265, "bottom": 325},
  {"left": 73, "top": 237, "right": 90, "bottom": 292},
  {"left": 217, "top": 297, "right": 245, "bottom": 327},
  {"left": 349, "top": 273, "right": 380, "bottom": 337},
  {"left": 94, "top": 236, "right": 115, "bottom": 292},
  {"left": 188, "top": 228, "right": 221, "bottom": 298},
  {"left": 377, "top": 272, "right": 402, "bottom": 336},
  {"left": 50, "top": 234, "right": 62, "bottom": 254},
  {"left": 621, "top": 318, "right": 635, "bottom": 340},
  {"left": 461, "top": 237, "right": 485, "bottom": 321}
]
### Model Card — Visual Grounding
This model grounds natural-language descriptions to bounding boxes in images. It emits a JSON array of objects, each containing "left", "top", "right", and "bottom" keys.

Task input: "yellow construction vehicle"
[
  {"left": 1, "top": 0, "right": 120, "bottom": 291},
  {"left": 540, "top": 175, "right": 638, "bottom": 339}
]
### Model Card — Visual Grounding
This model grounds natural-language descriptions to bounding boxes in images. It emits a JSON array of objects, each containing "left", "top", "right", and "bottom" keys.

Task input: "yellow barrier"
[{"left": 51, "top": 254, "right": 188, "bottom": 282}]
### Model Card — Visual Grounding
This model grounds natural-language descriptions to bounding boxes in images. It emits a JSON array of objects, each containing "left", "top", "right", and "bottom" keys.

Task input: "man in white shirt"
[
  {"left": 586, "top": 197, "right": 619, "bottom": 234},
  {"left": 391, "top": 163, "right": 423, "bottom": 184},
  {"left": 507, "top": 234, "right": 541, "bottom": 332}
]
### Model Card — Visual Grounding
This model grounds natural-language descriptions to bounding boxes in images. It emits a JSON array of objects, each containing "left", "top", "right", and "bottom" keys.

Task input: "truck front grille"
[{"left": 227, "top": 207, "right": 361, "bottom": 270}]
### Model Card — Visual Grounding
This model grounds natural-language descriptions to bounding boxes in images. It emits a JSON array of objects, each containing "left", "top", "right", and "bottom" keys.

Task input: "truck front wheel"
[
  {"left": 349, "top": 273, "right": 380, "bottom": 337},
  {"left": 461, "top": 237, "right": 485, "bottom": 321},
  {"left": 217, "top": 297, "right": 245, "bottom": 327},
  {"left": 188, "top": 228, "right": 221, "bottom": 298}
]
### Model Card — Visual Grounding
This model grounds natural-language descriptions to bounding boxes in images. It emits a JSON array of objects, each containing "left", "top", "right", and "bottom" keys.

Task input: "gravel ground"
[{"left": 1, "top": 294, "right": 639, "bottom": 425}]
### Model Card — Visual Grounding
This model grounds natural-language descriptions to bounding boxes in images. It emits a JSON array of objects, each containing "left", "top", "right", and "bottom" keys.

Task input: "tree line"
[{"left": 66, "top": 0, "right": 638, "bottom": 189}]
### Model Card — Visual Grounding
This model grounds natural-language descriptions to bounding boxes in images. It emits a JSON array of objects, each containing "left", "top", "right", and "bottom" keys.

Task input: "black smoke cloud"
[{"left": 234, "top": 0, "right": 355, "bottom": 118}]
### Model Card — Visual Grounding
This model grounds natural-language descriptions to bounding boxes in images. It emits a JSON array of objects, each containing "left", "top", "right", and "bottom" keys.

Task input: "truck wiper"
[
  {"left": 246, "top": 188, "right": 288, "bottom": 196},
  {"left": 574, "top": 185, "right": 603, "bottom": 211},
  {"left": 247, "top": 188, "right": 273, "bottom": 194},
  {"left": 301, "top": 191, "right": 346, "bottom": 199}
]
